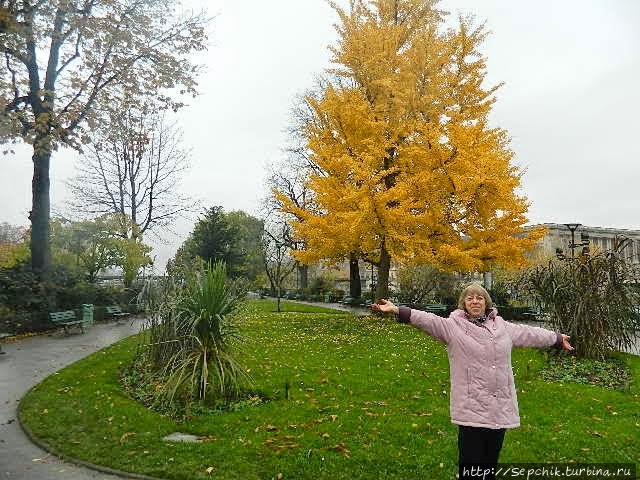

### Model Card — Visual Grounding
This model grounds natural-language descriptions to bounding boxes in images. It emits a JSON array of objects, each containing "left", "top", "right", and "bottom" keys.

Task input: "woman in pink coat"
[{"left": 372, "top": 283, "right": 573, "bottom": 480}]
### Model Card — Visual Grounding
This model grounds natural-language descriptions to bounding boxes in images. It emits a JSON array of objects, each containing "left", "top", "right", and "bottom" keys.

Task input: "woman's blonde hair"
[{"left": 457, "top": 283, "right": 493, "bottom": 314}]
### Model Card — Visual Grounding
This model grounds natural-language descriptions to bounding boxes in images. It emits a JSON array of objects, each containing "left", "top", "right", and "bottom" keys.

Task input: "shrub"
[
  {"left": 134, "top": 261, "right": 251, "bottom": 408},
  {"left": 308, "top": 275, "right": 334, "bottom": 295},
  {"left": 519, "top": 249, "right": 640, "bottom": 359},
  {"left": 396, "top": 264, "right": 458, "bottom": 306},
  {"left": 0, "top": 260, "right": 124, "bottom": 333}
]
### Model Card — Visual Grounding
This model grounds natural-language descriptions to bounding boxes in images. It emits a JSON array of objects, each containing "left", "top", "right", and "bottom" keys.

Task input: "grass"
[
  {"left": 246, "top": 298, "right": 349, "bottom": 314},
  {"left": 539, "top": 354, "right": 632, "bottom": 389},
  {"left": 19, "top": 300, "right": 640, "bottom": 479}
]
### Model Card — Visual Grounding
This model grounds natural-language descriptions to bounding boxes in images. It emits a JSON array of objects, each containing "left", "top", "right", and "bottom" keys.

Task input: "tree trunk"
[
  {"left": 349, "top": 253, "right": 361, "bottom": 298},
  {"left": 276, "top": 261, "right": 282, "bottom": 312},
  {"left": 483, "top": 271, "right": 493, "bottom": 291},
  {"left": 298, "top": 264, "right": 308, "bottom": 290},
  {"left": 30, "top": 147, "right": 52, "bottom": 279},
  {"left": 375, "top": 243, "right": 391, "bottom": 300},
  {"left": 276, "top": 283, "right": 282, "bottom": 313}
]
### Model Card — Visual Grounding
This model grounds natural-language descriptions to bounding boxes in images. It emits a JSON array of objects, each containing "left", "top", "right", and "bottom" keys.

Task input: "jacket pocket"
[{"left": 466, "top": 367, "right": 471, "bottom": 395}]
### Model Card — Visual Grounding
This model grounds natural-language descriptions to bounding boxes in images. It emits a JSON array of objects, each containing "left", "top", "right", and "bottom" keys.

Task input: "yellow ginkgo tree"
[{"left": 277, "top": 0, "right": 544, "bottom": 299}]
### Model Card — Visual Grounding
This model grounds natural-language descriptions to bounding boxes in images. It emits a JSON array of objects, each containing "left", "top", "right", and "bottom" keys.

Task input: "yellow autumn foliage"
[{"left": 277, "top": 0, "right": 545, "bottom": 280}]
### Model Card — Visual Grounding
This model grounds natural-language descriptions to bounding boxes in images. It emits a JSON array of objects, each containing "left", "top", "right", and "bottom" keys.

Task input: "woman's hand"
[
  {"left": 372, "top": 299, "right": 399, "bottom": 315},
  {"left": 560, "top": 334, "right": 574, "bottom": 351}
]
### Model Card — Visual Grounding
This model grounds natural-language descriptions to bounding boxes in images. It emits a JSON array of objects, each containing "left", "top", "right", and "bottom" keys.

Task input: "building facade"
[{"left": 536, "top": 223, "right": 640, "bottom": 265}]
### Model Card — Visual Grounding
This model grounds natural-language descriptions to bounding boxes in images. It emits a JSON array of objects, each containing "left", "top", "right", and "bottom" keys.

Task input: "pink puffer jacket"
[{"left": 399, "top": 307, "right": 560, "bottom": 429}]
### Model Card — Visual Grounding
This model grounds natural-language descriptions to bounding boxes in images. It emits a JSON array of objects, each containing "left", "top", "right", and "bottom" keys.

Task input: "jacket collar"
[
  {"left": 451, "top": 307, "right": 498, "bottom": 321},
  {"left": 451, "top": 308, "right": 499, "bottom": 333}
]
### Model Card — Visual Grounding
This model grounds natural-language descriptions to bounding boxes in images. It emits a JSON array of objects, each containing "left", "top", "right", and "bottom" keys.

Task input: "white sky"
[{"left": 1, "top": 0, "right": 639, "bottom": 271}]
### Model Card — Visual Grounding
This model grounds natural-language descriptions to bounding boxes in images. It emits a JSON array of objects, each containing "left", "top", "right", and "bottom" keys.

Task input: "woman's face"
[{"left": 464, "top": 293, "right": 486, "bottom": 318}]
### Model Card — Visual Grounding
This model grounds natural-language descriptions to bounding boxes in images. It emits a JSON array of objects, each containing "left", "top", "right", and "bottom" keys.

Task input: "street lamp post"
[{"left": 556, "top": 223, "right": 590, "bottom": 260}]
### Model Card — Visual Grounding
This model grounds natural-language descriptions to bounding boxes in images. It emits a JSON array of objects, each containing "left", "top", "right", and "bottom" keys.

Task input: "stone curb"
[{"left": 18, "top": 377, "right": 166, "bottom": 480}]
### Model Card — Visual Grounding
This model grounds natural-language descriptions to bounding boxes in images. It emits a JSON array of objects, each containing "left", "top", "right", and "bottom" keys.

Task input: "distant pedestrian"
[{"left": 372, "top": 283, "right": 573, "bottom": 480}]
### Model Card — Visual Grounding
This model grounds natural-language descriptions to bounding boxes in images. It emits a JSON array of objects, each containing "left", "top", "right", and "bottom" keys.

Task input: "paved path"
[{"left": 0, "top": 318, "right": 147, "bottom": 480}]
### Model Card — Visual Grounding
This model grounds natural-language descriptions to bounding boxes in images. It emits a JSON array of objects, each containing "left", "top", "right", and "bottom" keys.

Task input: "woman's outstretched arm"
[{"left": 372, "top": 299, "right": 454, "bottom": 344}]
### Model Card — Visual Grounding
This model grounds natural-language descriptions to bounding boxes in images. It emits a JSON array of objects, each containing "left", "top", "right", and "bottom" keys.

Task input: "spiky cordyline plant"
[{"left": 159, "top": 261, "right": 252, "bottom": 404}]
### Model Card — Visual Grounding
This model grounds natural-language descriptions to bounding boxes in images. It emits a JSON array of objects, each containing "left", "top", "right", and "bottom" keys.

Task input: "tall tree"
[
  {"left": 0, "top": 0, "right": 207, "bottom": 278},
  {"left": 278, "top": 0, "right": 544, "bottom": 299},
  {"left": 66, "top": 107, "right": 196, "bottom": 240},
  {"left": 172, "top": 207, "right": 264, "bottom": 281},
  {"left": 180, "top": 206, "right": 239, "bottom": 274},
  {"left": 225, "top": 210, "right": 264, "bottom": 283}
]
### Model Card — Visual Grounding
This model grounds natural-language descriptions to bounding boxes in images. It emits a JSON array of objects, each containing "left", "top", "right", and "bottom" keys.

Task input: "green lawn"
[
  {"left": 246, "top": 298, "right": 348, "bottom": 314},
  {"left": 19, "top": 300, "right": 640, "bottom": 479}
]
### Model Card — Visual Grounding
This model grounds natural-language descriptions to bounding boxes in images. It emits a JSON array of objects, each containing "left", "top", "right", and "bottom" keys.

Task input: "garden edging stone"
[{"left": 17, "top": 401, "right": 165, "bottom": 480}]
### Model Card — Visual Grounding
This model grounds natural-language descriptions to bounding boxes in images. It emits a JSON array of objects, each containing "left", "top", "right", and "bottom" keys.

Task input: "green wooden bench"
[
  {"left": 106, "top": 305, "right": 130, "bottom": 318},
  {"left": 49, "top": 310, "right": 86, "bottom": 335},
  {"left": 106, "top": 305, "right": 131, "bottom": 324},
  {"left": 421, "top": 303, "right": 448, "bottom": 314},
  {"left": 0, "top": 332, "right": 12, "bottom": 354}
]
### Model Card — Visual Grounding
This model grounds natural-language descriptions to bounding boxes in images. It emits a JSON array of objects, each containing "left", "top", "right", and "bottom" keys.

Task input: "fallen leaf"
[
  {"left": 119, "top": 432, "right": 135, "bottom": 444},
  {"left": 205, "top": 466, "right": 215, "bottom": 474},
  {"left": 326, "top": 443, "right": 351, "bottom": 457}
]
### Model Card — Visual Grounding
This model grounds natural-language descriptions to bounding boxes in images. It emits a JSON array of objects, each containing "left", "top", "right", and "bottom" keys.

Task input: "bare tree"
[
  {"left": 261, "top": 218, "right": 297, "bottom": 313},
  {"left": 67, "top": 108, "right": 197, "bottom": 240},
  {"left": 263, "top": 84, "right": 328, "bottom": 291},
  {"left": 0, "top": 221, "right": 25, "bottom": 243},
  {"left": 264, "top": 157, "right": 313, "bottom": 290}
]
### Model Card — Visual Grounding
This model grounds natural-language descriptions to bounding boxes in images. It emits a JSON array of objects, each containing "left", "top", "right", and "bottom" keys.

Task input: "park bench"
[
  {"left": 49, "top": 310, "right": 86, "bottom": 335},
  {"left": 0, "top": 332, "right": 12, "bottom": 354},
  {"left": 521, "top": 306, "right": 542, "bottom": 323},
  {"left": 106, "top": 305, "right": 131, "bottom": 321},
  {"left": 421, "top": 303, "right": 448, "bottom": 314},
  {"left": 339, "top": 296, "right": 358, "bottom": 306}
]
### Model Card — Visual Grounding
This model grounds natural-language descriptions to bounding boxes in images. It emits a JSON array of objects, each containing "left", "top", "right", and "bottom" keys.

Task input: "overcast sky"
[{"left": 1, "top": 0, "right": 639, "bottom": 270}]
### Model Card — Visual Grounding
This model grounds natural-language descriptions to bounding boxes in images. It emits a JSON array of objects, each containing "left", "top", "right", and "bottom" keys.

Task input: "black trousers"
[{"left": 458, "top": 425, "right": 506, "bottom": 480}]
